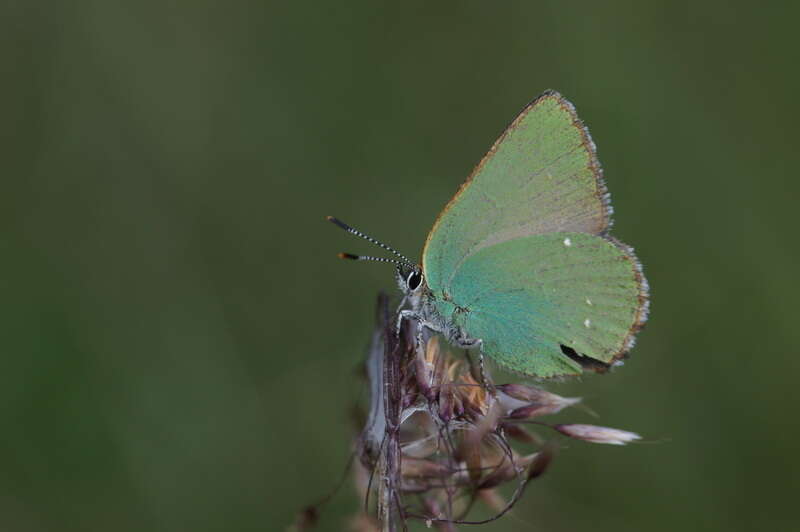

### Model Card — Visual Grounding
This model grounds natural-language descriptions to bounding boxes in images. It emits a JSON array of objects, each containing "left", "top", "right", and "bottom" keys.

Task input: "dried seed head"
[
  {"left": 527, "top": 442, "right": 557, "bottom": 480},
  {"left": 498, "top": 384, "right": 581, "bottom": 417},
  {"left": 554, "top": 424, "right": 642, "bottom": 445},
  {"left": 437, "top": 384, "right": 455, "bottom": 422},
  {"left": 501, "top": 423, "right": 543, "bottom": 445},
  {"left": 507, "top": 404, "right": 550, "bottom": 420},
  {"left": 455, "top": 372, "right": 489, "bottom": 416},
  {"left": 496, "top": 383, "right": 545, "bottom": 402}
]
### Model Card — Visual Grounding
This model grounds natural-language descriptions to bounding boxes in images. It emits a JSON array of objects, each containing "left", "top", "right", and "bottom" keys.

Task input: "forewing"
[
  {"left": 449, "top": 232, "right": 648, "bottom": 378},
  {"left": 423, "top": 91, "right": 610, "bottom": 295}
]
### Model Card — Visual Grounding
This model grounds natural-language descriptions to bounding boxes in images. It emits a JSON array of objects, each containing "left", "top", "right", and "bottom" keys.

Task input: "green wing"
[
  {"left": 448, "top": 232, "right": 647, "bottom": 377},
  {"left": 422, "top": 91, "right": 648, "bottom": 377}
]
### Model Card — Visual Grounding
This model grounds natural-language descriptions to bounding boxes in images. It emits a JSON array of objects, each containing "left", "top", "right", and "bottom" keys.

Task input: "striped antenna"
[
  {"left": 327, "top": 216, "right": 415, "bottom": 268},
  {"left": 338, "top": 253, "right": 403, "bottom": 265}
]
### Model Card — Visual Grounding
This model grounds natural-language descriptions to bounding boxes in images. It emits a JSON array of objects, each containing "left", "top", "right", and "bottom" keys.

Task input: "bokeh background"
[{"left": 3, "top": 1, "right": 799, "bottom": 531}]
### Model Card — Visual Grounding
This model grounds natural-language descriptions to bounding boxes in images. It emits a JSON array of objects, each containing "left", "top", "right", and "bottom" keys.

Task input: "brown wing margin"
[{"left": 605, "top": 236, "right": 650, "bottom": 368}]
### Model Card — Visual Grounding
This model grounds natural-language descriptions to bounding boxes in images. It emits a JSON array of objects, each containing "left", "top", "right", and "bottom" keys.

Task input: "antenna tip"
[
  {"left": 338, "top": 252, "right": 359, "bottom": 260},
  {"left": 327, "top": 216, "right": 349, "bottom": 231}
]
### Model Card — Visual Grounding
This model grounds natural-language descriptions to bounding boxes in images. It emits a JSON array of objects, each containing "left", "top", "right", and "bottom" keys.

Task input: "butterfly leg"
[
  {"left": 452, "top": 334, "right": 495, "bottom": 397},
  {"left": 396, "top": 310, "right": 442, "bottom": 384},
  {"left": 476, "top": 348, "right": 497, "bottom": 397},
  {"left": 396, "top": 310, "right": 427, "bottom": 360},
  {"left": 395, "top": 309, "right": 421, "bottom": 339},
  {"left": 462, "top": 344, "right": 497, "bottom": 399},
  {"left": 397, "top": 309, "right": 449, "bottom": 338}
]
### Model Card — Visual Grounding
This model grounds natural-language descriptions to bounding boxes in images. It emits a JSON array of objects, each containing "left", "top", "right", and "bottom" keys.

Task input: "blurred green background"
[{"left": 3, "top": 1, "right": 799, "bottom": 531}]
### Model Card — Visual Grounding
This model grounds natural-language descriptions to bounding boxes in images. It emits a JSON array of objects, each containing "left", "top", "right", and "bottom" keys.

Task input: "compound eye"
[{"left": 406, "top": 271, "right": 423, "bottom": 291}]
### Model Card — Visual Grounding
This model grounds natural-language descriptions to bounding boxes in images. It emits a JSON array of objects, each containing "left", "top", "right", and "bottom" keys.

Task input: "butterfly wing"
[
  {"left": 448, "top": 232, "right": 647, "bottom": 377},
  {"left": 422, "top": 91, "right": 648, "bottom": 376}
]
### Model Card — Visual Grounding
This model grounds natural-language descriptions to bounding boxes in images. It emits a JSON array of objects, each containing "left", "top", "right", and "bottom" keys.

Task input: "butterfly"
[{"left": 329, "top": 90, "right": 649, "bottom": 378}]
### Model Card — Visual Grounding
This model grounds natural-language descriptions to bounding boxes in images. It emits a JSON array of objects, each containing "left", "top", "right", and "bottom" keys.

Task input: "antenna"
[
  {"left": 327, "top": 216, "right": 416, "bottom": 268},
  {"left": 338, "top": 253, "right": 404, "bottom": 265}
]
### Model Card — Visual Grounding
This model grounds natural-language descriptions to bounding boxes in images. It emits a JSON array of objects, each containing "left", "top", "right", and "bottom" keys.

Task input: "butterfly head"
[{"left": 395, "top": 264, "right": 425, "bottom": 297}]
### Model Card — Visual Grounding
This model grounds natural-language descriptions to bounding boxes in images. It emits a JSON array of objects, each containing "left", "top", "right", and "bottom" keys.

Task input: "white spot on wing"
[
  {"left": 563, "top": 237, "right": 572, "bottom": 247},
  {"left": 586, "top": 298, "right": 592, "bottom": 305},
  {"left": 584, "top": 318, "right": 591, "bottom": 328}
]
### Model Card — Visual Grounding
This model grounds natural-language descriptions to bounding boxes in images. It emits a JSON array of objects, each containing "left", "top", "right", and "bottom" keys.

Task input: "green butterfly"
[{"left": 330, "top": 90, "right": 649, "bottom": 378}]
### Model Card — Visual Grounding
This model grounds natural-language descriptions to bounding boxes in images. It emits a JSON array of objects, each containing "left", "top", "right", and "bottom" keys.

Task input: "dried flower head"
[{"left": 297, "top": 293, "right": 641, "bottom": 530}]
